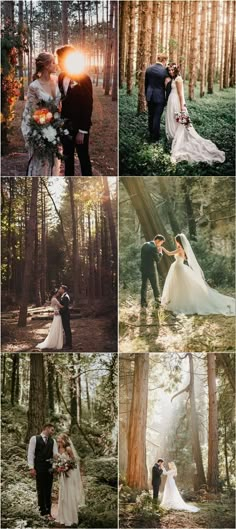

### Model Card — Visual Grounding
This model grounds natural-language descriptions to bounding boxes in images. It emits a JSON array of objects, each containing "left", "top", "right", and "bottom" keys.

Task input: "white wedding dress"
[
  {"left": 36, "top": 297, "right": 63, "bottom": 350},
  {"left": 161, "top": 255, "right": 235, "bottom": 316},
  {"left": 21, "top": 78, "right": 61, "bottom": 176},
  {"left": 160, "top": 469, "right": 199, "bottom": 512},
  {"left": 56, "top": 451, "right": 85, "bottom": 527},
  {"left": 166, "top": 76, "right": 225, "bottom": 164}
]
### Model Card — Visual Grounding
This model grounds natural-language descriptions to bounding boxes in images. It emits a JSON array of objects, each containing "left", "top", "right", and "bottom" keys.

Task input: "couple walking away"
[
  {"left": 152, "top": 458, "right": 199, "bottom": 512},
  {"left": 145, "top": 53, "right": 225, "bottom": 164},
  {"left": 36, "top": 285, "right": 72, "bottom": 351},
  {"left": 28, "top": 423, "right": 85, "bottom": 526},
  {"left": 141, "top": 234, "right": 236, "bottom": 315},
  {"left": 21, "top": 46, "right": 92, "bottom": 176}
]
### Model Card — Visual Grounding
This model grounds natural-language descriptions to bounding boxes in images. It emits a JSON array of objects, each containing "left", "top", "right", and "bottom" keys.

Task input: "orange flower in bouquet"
[{"left": 33, "top": 108, "right": 53, "bottom": 125}]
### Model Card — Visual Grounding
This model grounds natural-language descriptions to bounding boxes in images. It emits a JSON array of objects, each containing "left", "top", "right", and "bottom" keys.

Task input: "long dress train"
[
  {"left": 160, "top": 469, "right": 199, "bottom": 512},
  {"left": 161, "top": 255, "right": 235, "bottom": 316},
  {"left": 166, "top": 76, "right": 225, "bottom": 165}
]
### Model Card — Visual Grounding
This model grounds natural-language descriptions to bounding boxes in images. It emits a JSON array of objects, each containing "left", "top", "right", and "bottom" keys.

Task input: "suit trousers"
[
  {"left": 36, "top": 470, "right": 53, "bottom": 515},
  {"left": 141, "top": 270, "right": 159, "bottom": 305},
  {"left": 153, "top": 482, "right": 160, "bottom": 501},
  {"left": 62, "top": 132, "right": 92, "bottom": 176},
  {"left": 148, "top": 101, "right": 165, "bottom": 141},
  {"left": 61, "top": 315, "right": 72, "bottom": 347}
]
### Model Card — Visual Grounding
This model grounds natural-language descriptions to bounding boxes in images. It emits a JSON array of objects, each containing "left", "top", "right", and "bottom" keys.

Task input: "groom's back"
[
  {"left": 141, "top": 242, "right": 156, "bottom": 271},
  {"left": 145, "top": 64, "right": 167, "bottom": 104}
]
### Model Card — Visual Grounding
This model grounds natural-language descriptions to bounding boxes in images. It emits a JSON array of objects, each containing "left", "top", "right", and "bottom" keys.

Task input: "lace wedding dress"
[
  {"left": 161, "top": 255, "right": 235, "bottom": 316},
  {"left": 160, "top": 469, "right": 199, "bottom": 512},
  {"left": 166, "top": 76, "right": 225, "bottom": 164},
  {"left": 21, "top": 78, "right": 61, "bottom": 176},
  {"left": 36, "top": 297, "right": 63, "bottom": 350},
  {"left": 56, "top": 451, "right": 85, "bottom": 526}
]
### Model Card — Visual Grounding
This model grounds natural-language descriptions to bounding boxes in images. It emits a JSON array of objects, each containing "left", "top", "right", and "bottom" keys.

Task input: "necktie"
[{"left": 44, "top": 437, "right": 48, "bottom": 444}]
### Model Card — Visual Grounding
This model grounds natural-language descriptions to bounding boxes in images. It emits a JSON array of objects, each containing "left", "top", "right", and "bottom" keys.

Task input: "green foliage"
[
  {"left": 119, "top": 85, "right": 235, "bottom": 176},
  {"left": 84, "top": 456, "right": 117, "bottom": 486}
]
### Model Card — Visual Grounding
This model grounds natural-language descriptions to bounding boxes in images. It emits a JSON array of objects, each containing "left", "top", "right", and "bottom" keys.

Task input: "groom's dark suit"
[
  {"left": 152, "top": 463, "right": 163, "bottom": 502},
  {"left": 60, "top": 292, "right": 72, "bottom": 348},
  {"left": 140, "top": 241, "right": 163, "bottom": 306},
  {"left": 145, "top": 63, "right": 171, "bottom": 141},
  {"left": 58, "top": 72, "right": 93, "bottom": 176},
  {"left": 34, "top": 435, "right": 54, "bottom": 515}
]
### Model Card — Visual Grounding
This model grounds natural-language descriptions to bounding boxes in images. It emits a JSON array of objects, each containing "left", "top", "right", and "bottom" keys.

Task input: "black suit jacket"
[
  {"left": 152, "top": 463, "right": 163, "bottom": 486},
  {"left": 141, "top": 241, "right": 163, "bottom": 273},
  {"left": 59, "top": 293, "right": 70, "bottom": 319},
  {"left": 145, "top": 63, "right": 169, "bottom": 104},
  {"left": 58, "top": 72, "right": 93, "bottom": 134}
]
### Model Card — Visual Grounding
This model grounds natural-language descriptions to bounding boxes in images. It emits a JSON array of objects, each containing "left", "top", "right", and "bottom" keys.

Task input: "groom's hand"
[
  {"left": 30, "top": 468, "right": 36, "bottom": 478},
  {"left": 75, "top": 132, "right": 84, "bottom": 145}
]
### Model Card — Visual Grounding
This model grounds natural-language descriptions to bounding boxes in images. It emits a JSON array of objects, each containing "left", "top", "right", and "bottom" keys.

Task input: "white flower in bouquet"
[
  {"left": 64, "top": 129, "right": 69, "bottom": 135},
  {"left": 54, "top": 112, "right": 60, "bottom": 119},
  {"left": 42, "top": 126, "right": 57, "bottom": 143}
]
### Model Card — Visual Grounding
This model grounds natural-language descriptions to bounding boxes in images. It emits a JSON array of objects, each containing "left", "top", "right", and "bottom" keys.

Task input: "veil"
[
  {"left": 180, "top": 233, "right": 205, "bottom": 281},
  {"left": 69, "top": 438, "right": 85, "bottom": 507}
]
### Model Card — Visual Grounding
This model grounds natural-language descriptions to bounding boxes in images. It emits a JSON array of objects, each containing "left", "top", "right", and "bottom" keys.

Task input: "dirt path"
[
  {"left": 2, "top": 313, "right": 117, "bottom": 353},
  {"left": 1, "top": 85, "right": 117, "bottom": 176},
  {"left": 119, "top": 293, "right": 235, "bottom": 353}
]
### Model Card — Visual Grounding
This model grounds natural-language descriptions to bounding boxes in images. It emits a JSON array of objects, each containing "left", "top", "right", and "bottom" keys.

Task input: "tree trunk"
[
  {"left": 119, "top": 0, "right": 128, "bottom": 88},
  {"left": 200, "top": 0, "right": 207, "bottom": 97},
  {"left": 104, "top": 1, "right": 114, "bottom": 95},
  {"left": 121, "top": 177, "right": 172, "bottom": 279},
  {"left": 188, "top": 353, "right": 206, "bottom": 489},
  {"left": 158, "top": 177, "right": 181, "bottom": 234},
  {"left": 11, "top": 354, "right": 19, "bottom": 406},
  {"left": 102, "top": 177, "right": 117, "bottom": 264},
  {"left": 41, "top": 187, "right": 47, "bottom": 305},
  {"left": 18, "top": 178, "right": 39, "bottom": 327},
  {"left": 62, "top": 0, "right": 69, "bottom": 44},
  {"left": 137, "top": 1, "right": 152, "bottom": 114},
  {"left": 68, "top": 178, "right": 79, "bottom": 305},
  {"left": 229, "top": 0, "right": 235, "bottom": 87},
  {"left": 188, "top": 0, "right": 199, "bottom": 100},
  {"left": 25, "top": 354, "right": 46, "bottom": 442},
  {"left": 223, "top": 0, "right": 231, "bottom": 88},
  {"left": 207, "top": 353, "right": 219, "bottom": 492},
  {"left": 150, "top": 1, "right": 158, "bottom": 64},
  {"left": 47, "top": 359, "right": 55, "bottom": 415},
  {"left": 169, "top": 0, "right": 180, "bottom": 63},
  {"left": 18, "top": 0, "right": 24, "bottom": 100},
  {"left": 207, "top": 0, "right": 217, "bottom": 93},
  {"left": 112, "top": 0, "right": 118, "bottom": 101},
  {"left": 182, "top": 179, "right": 197, "bottom": 240},
  {"left": 127, "top": 1, "right": 136, "bottom": 95},
  {"left": 127, "top": 353, "right": 149, "bottom": 489},
  {"left": 224, "top": 418, "right": 230, "bottom": 487}
]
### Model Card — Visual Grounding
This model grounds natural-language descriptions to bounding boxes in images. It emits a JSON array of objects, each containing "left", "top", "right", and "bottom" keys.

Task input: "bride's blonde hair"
[
  {"left": 169, "top": 461, "right": 177, "bottom": 476},
  {"left": 33, "top": 52, "right": 54, "bottom": 81}
]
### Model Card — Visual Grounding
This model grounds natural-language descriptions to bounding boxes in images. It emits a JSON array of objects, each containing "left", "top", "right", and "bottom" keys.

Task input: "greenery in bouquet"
[
  {"left": 27, "top": 100, "right": 70, "bottom": 161},
  {"left": 48, "top": 455, "right": 77, "bottom": 478}
]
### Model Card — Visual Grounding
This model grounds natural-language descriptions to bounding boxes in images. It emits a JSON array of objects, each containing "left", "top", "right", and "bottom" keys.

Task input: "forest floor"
[
  {"left": 1, "top": 84, "right": 117, "bottom": 176},
  {"left": 119, "top": 291, "right": 235, "bottom": 353},
  {"left": 119, "top": 498, "right": 235, "bottom": 528},
  {"left": 2, "top": 306, "right": 117, "bottom": 353},
  {"left": 119, "top": 83, "right": 235, "bottom": 176}
]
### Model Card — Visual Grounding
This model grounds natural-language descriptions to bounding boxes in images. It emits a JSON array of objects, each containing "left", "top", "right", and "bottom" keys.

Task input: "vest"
[{"left": 34, "top": 435, "right": 54, "bottom": 472}]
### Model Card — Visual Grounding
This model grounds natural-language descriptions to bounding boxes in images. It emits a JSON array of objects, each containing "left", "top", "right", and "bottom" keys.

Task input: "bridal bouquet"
[
  {"left": 27, "top": 100, "right": 70, "bottom": 161},
  {"left": 48, "top": 456, "right": 77, "bottom": 478},
  {"left": 175, "top": 111, "right": 192, "bottom": 129}
]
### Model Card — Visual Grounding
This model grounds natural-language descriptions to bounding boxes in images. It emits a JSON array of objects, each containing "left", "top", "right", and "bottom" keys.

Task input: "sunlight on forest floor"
[
  {"left": 1, "top": 85, "right": 117, "bottom": 176},
  {"left": 119, "top": 293, "right": 235, "bottom": 353},
  {"left": 2, "top": 312, "right": 116, "bottom": 353}
]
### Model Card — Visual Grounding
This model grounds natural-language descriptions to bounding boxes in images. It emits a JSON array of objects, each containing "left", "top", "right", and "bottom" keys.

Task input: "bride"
[
  {"left": 161, "top": 462, "right": 199, "bottom": 512},
  {"left": 55, "top": 433, "right": 85, "bottom": 527},
  {"left": 21, "top": 52, "right": 61, "bottom": 176},
  {"left": 165, "top": 64, "right": 225, "bottom": 165},
  {"left": 161, "top": 233, "right": 235, "bottom": 316},
  {"left": 36, "top": 290, "right": 63, "bottom": 350}
]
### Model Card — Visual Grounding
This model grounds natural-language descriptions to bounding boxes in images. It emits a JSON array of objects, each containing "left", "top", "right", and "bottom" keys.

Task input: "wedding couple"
[
  {"left": 145, "top": 53, "right": 225, "bottom": 164},
  {"left": 21, "top": 46, "right": 93, "bottom": 176},
  {"left": 36, "top": 285, "right": 72, "bottom": 351},
  {"left": 27, "top": 423, "right": 85, "bottom": 526},
  {"left": 140, "top": 234, "right": 235, "bottom": 315},
  {"left": 152, "top": 458, "right": 199, "bottom": 512}
]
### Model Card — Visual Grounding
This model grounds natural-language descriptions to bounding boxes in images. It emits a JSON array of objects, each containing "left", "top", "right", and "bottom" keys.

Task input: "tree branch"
[{"left": 171, "top": 383, "right": 190, "bottom": 402}]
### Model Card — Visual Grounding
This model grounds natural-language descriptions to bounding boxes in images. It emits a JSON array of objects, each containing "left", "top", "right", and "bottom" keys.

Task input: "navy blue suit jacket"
[{"left": 145, "top": 63, "right": 170, "bottom": 104}]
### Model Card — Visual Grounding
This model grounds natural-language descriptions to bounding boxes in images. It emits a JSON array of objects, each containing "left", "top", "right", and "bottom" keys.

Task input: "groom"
[
  {"left": 58, "top": 285, "right": 72, "bottom": 350},
  {"left": 28, "top": 423, "right": 58, "bottom": 518},
  {"left": 152, "top": 458, "right": 164, "bottom": 503},
  {"left": 145, "top": 53, "right": 171, "bottom": 142},
  {"left": 56, "top": 45, "right": 93, "bottom": 176},
  {"left": 140, "top": 234, "right": 165, "bottom": 308}
]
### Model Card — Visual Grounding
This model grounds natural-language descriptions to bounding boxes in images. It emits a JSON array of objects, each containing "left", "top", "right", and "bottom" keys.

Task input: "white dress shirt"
[
  {"left": 62, "top": 76, "right": 88, "bottom": 135},
  {"left": 27, "top": 432, "right": 58, "bottom": 468}
]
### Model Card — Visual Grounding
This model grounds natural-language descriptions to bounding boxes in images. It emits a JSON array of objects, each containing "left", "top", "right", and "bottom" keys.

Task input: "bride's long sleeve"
[{"left": 21, "top": 84, "right": 38, "bottom": 144}]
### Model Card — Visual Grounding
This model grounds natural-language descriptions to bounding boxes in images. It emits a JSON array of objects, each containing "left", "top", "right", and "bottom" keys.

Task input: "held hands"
[{"left": 75, "top": 132, "right": 84, "bottom": 145}]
